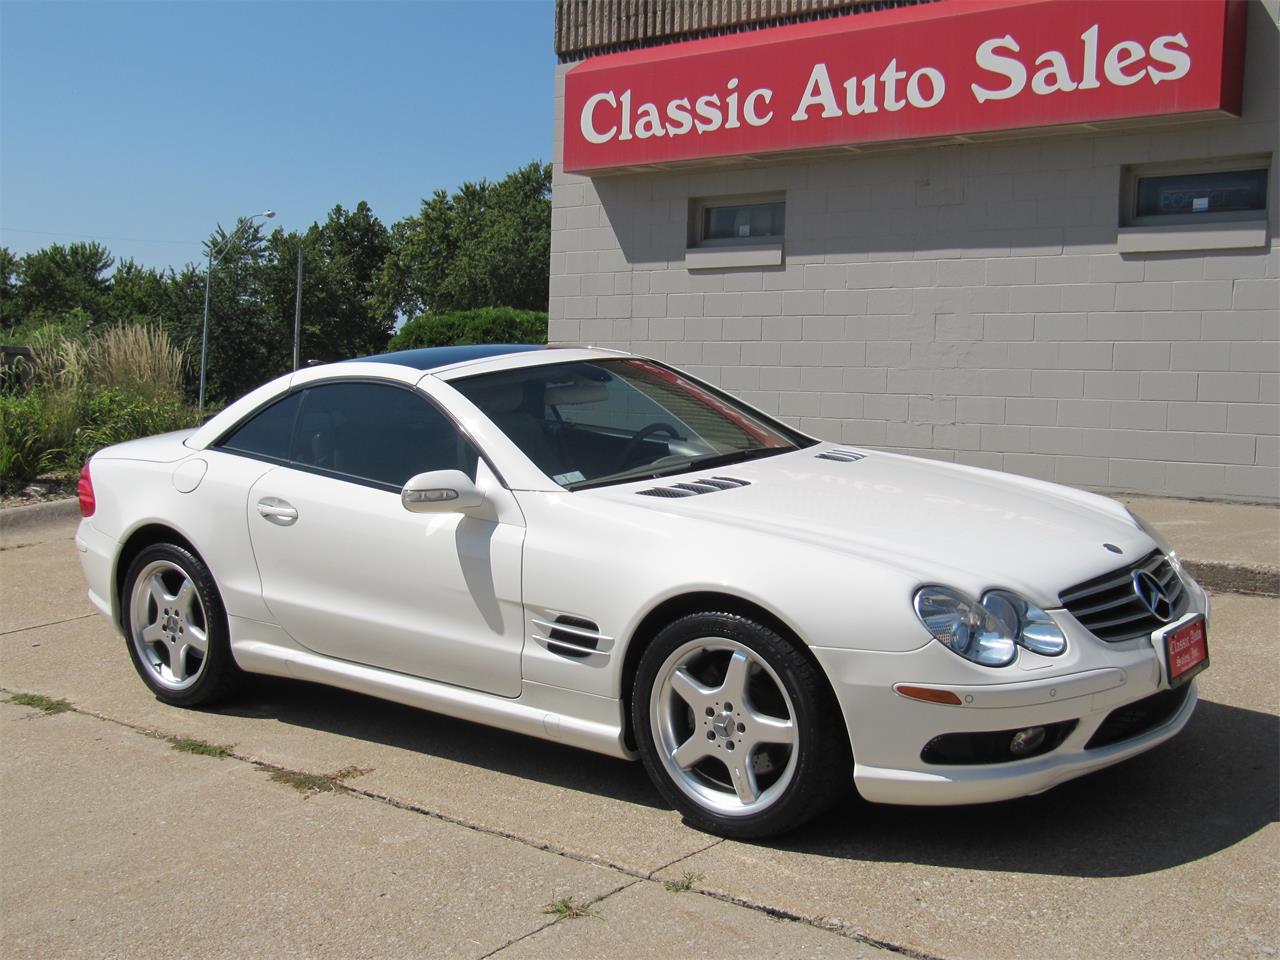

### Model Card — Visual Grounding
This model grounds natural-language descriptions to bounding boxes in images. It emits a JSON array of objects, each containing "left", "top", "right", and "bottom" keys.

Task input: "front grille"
[
  {"left": 1085, "top": 684, "right": 1192, "bottom": 749},
  {"left": 1059, "top": 550, "right": 1188, "bottom": 643}
]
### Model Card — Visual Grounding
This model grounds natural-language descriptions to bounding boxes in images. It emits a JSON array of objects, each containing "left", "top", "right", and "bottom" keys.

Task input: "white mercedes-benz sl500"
[{"left": 75, "top": 344, "right": 1209, "bottom": 837}]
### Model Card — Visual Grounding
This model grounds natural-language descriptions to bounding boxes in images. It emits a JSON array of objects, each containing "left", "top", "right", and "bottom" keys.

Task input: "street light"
[{"left": 198, "top": 209, "right": 275, "bottom": 414}]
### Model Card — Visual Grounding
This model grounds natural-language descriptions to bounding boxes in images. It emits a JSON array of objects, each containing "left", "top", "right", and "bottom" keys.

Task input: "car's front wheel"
[
  {"left": 122, "top": 543, "right": 241, "bottom": 707},
  {"left": 632, "top": 612, "right": 849, "bottom": 838}
]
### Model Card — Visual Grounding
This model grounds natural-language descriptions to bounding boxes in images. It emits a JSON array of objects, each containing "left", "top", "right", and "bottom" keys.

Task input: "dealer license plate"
[{"left": 1164, "top": 616, "right": 1209, "bottom": 688}]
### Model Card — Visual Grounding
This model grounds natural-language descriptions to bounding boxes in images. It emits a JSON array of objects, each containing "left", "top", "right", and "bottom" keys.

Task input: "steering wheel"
[{"left": 614, "top": 422, "right": 681, "bottom": 470}]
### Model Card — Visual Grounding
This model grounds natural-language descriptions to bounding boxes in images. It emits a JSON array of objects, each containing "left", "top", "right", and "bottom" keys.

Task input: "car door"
[{"left": 230, "top": 380, "right": 526, "bottom": 698}]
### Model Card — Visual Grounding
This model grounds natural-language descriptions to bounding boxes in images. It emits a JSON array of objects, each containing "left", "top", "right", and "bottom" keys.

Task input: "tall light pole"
[{"left": 199, "top": 209, "right": 275, "bottom": 415}]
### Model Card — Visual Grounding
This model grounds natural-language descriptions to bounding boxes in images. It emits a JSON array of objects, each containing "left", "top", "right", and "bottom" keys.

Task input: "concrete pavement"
[{"left": 0, "top": 507, "right": 1276, "bottom": 959}]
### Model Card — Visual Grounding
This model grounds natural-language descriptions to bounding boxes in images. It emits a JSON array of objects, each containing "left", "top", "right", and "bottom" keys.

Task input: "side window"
[
  {"left": 290, "top": 382, "right": 476, "bottom": 489},
  {"left": 218, "top": 393, "right": 302, "bottom": 461}
]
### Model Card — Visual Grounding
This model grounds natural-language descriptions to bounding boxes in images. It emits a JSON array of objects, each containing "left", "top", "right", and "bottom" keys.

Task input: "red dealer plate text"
[
  {"left": 1165, "top": 616, "right": 1209, "bottom": 688},
  {"left": 564, "top": 0, "right": 1247, "bottom": 172}
]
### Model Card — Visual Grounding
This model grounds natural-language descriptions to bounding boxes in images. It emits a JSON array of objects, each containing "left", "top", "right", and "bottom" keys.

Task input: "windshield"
[{"left": 452, "top": 358, "right": 811, "bottom": 489}]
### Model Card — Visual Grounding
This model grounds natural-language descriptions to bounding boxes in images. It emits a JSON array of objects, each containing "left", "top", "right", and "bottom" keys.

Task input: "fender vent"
[
  {"left": 816, "top": 449, "right": 866, "bottom": 463},
  {"left": 531, "top": 614, "right": 614, "bottom": 660},
  {"left": 636, "top": 476, "right": 750, "bottom": 498}
]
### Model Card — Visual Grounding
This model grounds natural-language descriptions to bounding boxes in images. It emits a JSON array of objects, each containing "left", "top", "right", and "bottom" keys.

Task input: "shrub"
[
  {"left": 388, "top": 307, "right": 547, "bottom": 352},
  {"left": 0, "top": 325, "right": 198, "bottom": 490},
  {"left": 0, "top": 392, "right": 67, "bottom": 486}
]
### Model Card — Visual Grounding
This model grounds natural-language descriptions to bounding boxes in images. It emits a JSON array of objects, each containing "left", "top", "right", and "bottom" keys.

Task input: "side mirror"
[{"left": 401, "top": 470, "right": 485, "bottom": 514}]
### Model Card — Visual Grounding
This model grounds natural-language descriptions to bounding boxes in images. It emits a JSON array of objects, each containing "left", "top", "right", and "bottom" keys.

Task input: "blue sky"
[{"left": 1, "top": 0, "right": 555, "bottom": 272}]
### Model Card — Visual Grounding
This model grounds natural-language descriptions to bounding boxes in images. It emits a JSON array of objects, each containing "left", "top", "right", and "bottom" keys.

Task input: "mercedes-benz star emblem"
[{"left": 1132, "top": 569, "right": 1174, "bottom": 622}]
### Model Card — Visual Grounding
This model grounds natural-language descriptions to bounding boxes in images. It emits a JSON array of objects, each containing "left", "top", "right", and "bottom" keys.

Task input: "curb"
[
  {"left": 1184, "top": 560, "right": 1280, "bottom": 599},
  {"left": 0, "top": 497, "right": 80, "bottom": 547}
]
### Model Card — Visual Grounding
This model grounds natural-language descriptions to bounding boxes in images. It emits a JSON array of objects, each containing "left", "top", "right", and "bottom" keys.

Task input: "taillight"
[{"left": 78, "top": 462, "right": 96, "bottom": 517}]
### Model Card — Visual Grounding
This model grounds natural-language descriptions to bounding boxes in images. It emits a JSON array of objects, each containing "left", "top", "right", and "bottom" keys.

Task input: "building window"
[
  {"left": 1118, "top": 155, "right": 1271, "bottom": 253},
  {"left": 686, "top": 194, "right": 785, "bottom": 269}
]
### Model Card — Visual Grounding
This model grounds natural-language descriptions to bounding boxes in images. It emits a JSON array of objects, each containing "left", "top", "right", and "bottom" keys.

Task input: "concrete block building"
[{"left": 548, "top": 0, "right": 1279, "bottom": 502}]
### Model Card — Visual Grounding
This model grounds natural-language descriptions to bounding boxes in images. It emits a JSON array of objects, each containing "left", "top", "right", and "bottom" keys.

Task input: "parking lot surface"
[{"left": 1, "top": 516, "right": 1276, "bottom": 959}]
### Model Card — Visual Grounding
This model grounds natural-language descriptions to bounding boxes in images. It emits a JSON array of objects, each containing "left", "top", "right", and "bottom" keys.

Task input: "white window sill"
[
  {"left": 685, "top": 243, "right": 783, "bottom": 270},
  {"left": 1117, "top": 219, "right": 1269, "bottom": 254}
]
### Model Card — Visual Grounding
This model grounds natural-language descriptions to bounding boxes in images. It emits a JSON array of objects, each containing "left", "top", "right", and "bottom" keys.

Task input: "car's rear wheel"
[
  {"left": 632, "top": 612, "right": 849, "bottom": 839},
  {"left": 122, "top": 543, "right": 240, "bottom": 707}
]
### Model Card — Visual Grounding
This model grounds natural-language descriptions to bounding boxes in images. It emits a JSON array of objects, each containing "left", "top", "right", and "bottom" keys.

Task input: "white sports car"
[{"left": 75, "top": 344, "right": 1210, "bottom": 837}]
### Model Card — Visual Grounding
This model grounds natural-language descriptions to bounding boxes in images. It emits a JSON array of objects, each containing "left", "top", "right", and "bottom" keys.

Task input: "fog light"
[{"left": 1009, "top": 726, "right": 1047, "bottom": 755}]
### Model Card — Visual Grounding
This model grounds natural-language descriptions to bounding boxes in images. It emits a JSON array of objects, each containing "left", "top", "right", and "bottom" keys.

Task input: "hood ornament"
[
  {"left": 1103, "top": 543, "right": 1123, "bottom": 554},
  {"left": 1132, "top": 569, "right": 1174, "bottom": 622}
]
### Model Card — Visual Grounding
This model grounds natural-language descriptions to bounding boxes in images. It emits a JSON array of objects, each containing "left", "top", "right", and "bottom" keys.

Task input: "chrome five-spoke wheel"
[
  {"left": 633, "top": 612, "right": 848, "bottom": 838},
  {"left": 122, "top": 542, "right": 239, "bottom": 707},
  {"left": 652, "top": 638, "right": 798, "bottom": 816},
  {"left": 130, "top": 559, "right": 210, "bottom": 689}
]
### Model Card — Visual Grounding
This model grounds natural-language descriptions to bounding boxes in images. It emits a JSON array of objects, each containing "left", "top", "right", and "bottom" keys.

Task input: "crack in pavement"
[
  {"left": 0, "top": 613, "right": 96, "bottom": 637},
  {"left": 477, "top": 878, "right": 643, "bottom": 959},
  {"left": 1, "top": 688, "right": 948, "bottom": 960}
]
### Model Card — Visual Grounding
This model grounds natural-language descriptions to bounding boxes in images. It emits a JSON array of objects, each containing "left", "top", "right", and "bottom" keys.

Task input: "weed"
[
  {"left": 167, "top": 736, "right": 232, "bottom": 758},
  {"left": 662, "top": 871, "right": 702, "bottom": 893},
  {"left": 266, "top": 764, "right": 370, "bottom": 795},
  {"left": 7, "top": 692, "right": 72, "bottom": 714},
  {"left": 541, "top": 896, "right": 601, "bottom": 920}
]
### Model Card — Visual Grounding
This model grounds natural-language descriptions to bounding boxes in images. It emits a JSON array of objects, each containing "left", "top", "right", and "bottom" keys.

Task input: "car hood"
[{"left": 593, "top": 446, "right": 1151, "bottom": 608}]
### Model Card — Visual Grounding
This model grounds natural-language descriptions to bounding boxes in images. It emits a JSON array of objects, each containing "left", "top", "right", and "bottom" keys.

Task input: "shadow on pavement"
[
  {"left": 782, "top": 699, "right": 1279, "bottom": 878},
  {"left": 215, "top": 674, "right": 666, "bottom": 810},
  {"left": 212, "top": 679, "right": 1275, "bottom": 876}
]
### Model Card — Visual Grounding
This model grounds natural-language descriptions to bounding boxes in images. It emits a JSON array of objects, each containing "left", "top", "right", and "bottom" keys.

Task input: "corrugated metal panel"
[{"left": 555, "top": 0, "right": 938, "bottom": 61}]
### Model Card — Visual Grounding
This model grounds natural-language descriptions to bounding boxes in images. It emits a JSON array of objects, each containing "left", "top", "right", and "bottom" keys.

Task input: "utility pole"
[{"left": 293, "top": 245, "right": 303, "bottom": 371}]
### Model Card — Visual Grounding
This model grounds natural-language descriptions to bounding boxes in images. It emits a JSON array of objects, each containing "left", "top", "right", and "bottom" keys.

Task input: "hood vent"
[
  {"left": 636, "top": 476, "right": 751, "bottom": 498},
  {"left": 816, "top": 449, "right": 866, "bottom": 463},
  {"left": 531, "top": 614, "right": 613, "bottom": 660}
]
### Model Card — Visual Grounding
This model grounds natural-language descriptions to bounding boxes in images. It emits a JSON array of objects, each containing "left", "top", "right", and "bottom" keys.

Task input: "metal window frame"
[
  {"left": 687, "top": 192, "right": 786, "bottom": 249},
  {"left": 1120, "top": 154, "right": 1271, "bottom": 228}
]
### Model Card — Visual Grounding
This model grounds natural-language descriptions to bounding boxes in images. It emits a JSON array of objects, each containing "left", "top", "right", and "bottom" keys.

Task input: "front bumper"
[{"left": 812, "top": 584, "right": 1209, "bottom": 806}]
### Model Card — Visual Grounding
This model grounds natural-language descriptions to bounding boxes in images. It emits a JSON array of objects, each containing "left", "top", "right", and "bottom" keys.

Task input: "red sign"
[
  {"left": 1166, "top": 617, "right": 1209, "bottom": 686},
  {"left": 563, "top": 0, "right": 1247, "bottom": 173}
]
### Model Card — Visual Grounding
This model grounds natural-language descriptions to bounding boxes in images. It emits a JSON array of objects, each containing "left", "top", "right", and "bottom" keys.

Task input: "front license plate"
[{"left": 1165, "top": 616, "right": 1209, "bottom": 688}]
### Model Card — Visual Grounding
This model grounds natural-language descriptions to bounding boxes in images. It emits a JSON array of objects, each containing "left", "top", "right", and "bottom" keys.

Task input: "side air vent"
[
  {"left": 636, "top": 476, "right": 750, "bottom": 498},
  {"left": 816, "top": 449, "right": 866, "bottom": 462},
  {"left": 531, "top": 614, "right": 614, "bottom": 660}
]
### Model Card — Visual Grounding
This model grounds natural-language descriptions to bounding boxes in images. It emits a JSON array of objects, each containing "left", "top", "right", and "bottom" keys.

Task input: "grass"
[
  {"left": 541, "top": 896, "right": 601, "bottom": 920},
  {"left": 167, "top": 736, "right": 232, "bottom": 758},
  {"left": 662, "top": 871, "right": 702, "bottom": 893},
  {"left": 7, "top": 692, "right": 72, "bottom": 714},
  {"left": 267, "top": 764, "right": 371, "bottom": 795}
]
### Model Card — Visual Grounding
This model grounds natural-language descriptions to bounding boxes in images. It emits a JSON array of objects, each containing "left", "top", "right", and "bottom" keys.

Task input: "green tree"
[
  {"left": 262, "top": 202, "right": 395, "bottom": 369},
  {"left": 8, "top": 242, "right": 114, "bottom": 335},
  {"left": 378, "top": 161, "right": 551, "bottom": 319},
  {"left": 0, "top": 247, "right": 18, "bottom": 331}
]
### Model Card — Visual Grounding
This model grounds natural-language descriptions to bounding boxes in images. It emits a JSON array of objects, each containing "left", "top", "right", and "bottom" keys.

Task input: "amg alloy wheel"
[
  {"left": 122, "top": 543, "right": 240, "bottom": 707},
  {"left": 633, "top": 612, "right": 848, "bottom": 838}
]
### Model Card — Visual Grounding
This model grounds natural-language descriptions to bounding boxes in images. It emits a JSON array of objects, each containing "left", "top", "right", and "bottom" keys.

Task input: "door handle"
[{"left": 256, "top": 497, "right": 298, "bottom": 526}]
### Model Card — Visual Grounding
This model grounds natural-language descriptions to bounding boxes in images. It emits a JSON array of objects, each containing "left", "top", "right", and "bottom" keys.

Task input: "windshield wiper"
[{"left": 567, "top": 446, "right": 792, "bottom": 491}]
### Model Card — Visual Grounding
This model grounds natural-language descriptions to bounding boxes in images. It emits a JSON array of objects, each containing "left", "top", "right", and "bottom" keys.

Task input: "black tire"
[
  {"left": 121, "top": 543, "right": 241, "bottom": 708},
  {"left": 631, "top": 611, "right": 849, "bottom": 839}
]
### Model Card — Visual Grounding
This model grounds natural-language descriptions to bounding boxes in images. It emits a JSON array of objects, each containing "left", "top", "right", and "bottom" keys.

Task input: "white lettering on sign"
[{"left": 578, "top": 23, "right": 1195, "bottom": 146}]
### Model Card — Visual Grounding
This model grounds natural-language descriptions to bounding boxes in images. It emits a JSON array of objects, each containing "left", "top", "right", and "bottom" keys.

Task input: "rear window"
[{"left": 219, "top": 393, "right": 301, "bottom": 461}]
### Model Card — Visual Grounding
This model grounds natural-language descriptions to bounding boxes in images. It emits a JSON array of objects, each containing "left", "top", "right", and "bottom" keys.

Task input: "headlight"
[
  {"left": 913, "top": 586, "right": 1016, "bottom": 667},
  {"left": 913, "top": 586, "right": 1067, "bottom": 666},
  {"left": 980, "top": 590, "right": 1066, "bottom": 657}
]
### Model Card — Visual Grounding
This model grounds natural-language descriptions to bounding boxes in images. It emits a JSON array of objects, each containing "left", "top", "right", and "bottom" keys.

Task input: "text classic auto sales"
[
  {"left": 580, "top": 26, "right": 1193, "bottom": 145},
  {"left": 562, "top": 0, "right": 1245, "bottom": 172}
]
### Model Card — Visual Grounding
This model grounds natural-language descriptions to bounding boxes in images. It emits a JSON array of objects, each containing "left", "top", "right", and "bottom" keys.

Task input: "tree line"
[{"left": 0, "top": 161, "right": 551, "bottom": 405}]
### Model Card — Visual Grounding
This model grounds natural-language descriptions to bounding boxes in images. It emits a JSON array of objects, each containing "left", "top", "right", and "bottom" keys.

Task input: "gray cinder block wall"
[{"left": 548, "top": 3, "right": 1280, "bottom": 503}]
